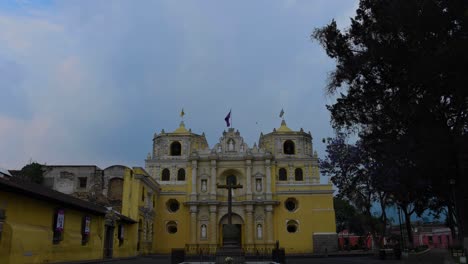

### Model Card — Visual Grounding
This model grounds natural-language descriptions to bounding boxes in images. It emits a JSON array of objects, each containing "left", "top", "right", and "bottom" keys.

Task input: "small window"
[
  {"left": 226, "top": 175, "right": 237, "bottom": 185},
  {"left": 279, "top": 168, "right": 287, "bottom": 181},
  {"left": 167, "top": 221, "right": 178, "bottom": 234},
  {"left": 287, "top": 220, "right": 298, "bottom": 233},
  {"left": 166, "top": 199, "right": 180, "bottom": 213},
  {"left": 53, "top": 209, "right": 65, "bottom": 244},
  {"left": 170, "top": 142, "right": 182, "bottom": 156},
  {"left": 81, "top": 216, "right": 91, "bottom": 245},
  {"left": 161, "top": 169, "right": 170, "bottom": 181},
  {"left": 177, "top": 168, "right": 186, "bottom": 181},
  {"left": 141, "top": 187, "right": 145, "bottom": 201},
  {"left": 118, "top": 224, "right": 124, "bottom": 246},
  {"left": 283, "top": 140, "right": 295, "bottom": 155},
  {"left": 285, "top": 198, "right": 298, "bottom": 212},
  {"left": 78, "top": 177, "right": 87, "bottom": 188},
  {"left": 294, "top": 168, "right": 303, "bottom": 181},
  {"left": 153, "top": 195, "right": 156, "bottom": 208}
]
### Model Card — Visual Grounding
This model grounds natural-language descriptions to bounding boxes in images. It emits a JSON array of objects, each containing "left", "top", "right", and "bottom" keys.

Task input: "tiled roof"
[
  {"left": 0, "top": 177, "right": 107, "bottom": 215},
  {"left": 0, "top": 168, "right": 12, "bottom": 177}
]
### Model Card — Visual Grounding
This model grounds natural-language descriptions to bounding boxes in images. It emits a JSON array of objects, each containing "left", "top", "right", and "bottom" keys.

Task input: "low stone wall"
[{"left": 313, "top": 233, "right": 338, "bottom": 254}]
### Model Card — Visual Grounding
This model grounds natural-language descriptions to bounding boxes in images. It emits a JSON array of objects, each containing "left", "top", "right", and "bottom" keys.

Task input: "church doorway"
[
  {"left": 219, "top": 213, "right": 244, "bottom": 246},
  {"left": 222, "top": 224, "right": 242, "bottom": 246}
]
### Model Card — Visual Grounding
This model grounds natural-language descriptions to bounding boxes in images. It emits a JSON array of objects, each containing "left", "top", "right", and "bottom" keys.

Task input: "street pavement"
[{"left": 66, "top": 248, "right": 455, "bottom": 264}]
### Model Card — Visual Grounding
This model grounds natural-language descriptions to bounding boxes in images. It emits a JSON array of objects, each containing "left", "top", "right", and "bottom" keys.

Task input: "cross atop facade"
[{"left": 217, "top": 178, "right": 243, "bottom": 225}]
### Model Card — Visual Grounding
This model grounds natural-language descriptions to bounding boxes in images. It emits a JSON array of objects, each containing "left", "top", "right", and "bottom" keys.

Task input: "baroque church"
[
  {"left": 145, "top": 119, "right": 336, "bottom": 254},
  {"left": 0, "top": 117, "right": 337, "bottom": 264}
]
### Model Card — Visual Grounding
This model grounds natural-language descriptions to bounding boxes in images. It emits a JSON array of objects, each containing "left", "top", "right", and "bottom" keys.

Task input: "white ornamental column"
[
  {"left": 245, "top": 205, "right": 254, "bottom": 245},
  {"left": 288, "top": 164, "right": 294, "bottom": 182},
  {"left": 190, "top": 206, "right": 198, "bottom": 244},
  {"left": 209, "top": 205, "right": 218, "bottom": 246},
  {"left": 191, "top": 160, "right": 198, "bottom": 201},
  {"left": 245, "top": 159, "right": 252, "bottom": 199},
  {"left": 265, "top": 205, "right": 274, "bottom": 244},
  {"left": 265, "top": 159, "right": 272, "bottom": 199},
  {"left": 155, "top": 165, "right": 161, "bottom": 181},
  {"left": 210, "top": 160, "right": 217, "bottom": 200}
]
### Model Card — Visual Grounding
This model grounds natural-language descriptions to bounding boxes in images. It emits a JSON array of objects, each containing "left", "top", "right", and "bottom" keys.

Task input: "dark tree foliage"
[
  {"left": 313, "top": 0, "right": 468, "bottom": 245},
  {"left": 19, "top": 162, "right": 44, "bottom": 184},
  {"left": 320, "top": 134, "right": 391, "bottom": 244},
  {"left": 334, "top": 197, "right": 358, "bottom": 233},
  {"left": 334, "top": 197, "right": 373, "bottom": 235}
]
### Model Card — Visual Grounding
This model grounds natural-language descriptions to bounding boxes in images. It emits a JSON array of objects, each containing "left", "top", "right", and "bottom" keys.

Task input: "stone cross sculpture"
[
  {"left": 217, "top": 179, "right": 243, "bottom": 225},
  {"left": 216, "top": 177, "right": 245, "bottom": 264}
]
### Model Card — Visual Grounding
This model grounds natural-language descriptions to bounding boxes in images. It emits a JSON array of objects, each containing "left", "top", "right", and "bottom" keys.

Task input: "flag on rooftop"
[{"left": 224, "top": 110, "right": 231, "bottom": 127}]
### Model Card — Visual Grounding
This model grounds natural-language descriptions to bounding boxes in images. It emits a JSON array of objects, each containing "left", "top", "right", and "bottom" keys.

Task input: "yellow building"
[
  {"left": 0, "top": 177, "right": 107, "bottom": 264},
  {"left": 146, "top": 120, "right": 337, "bottom": 254},
  {"left": 0, "top": 165, "right": 160, "bottom": 263}
]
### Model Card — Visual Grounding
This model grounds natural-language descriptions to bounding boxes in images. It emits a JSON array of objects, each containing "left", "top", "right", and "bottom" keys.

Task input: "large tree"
[
  {"left": 320, "top": 134, "right": 392, "bottom": 246},
  {"left": 313, "top": 0, "right": 468, "bottom": 246}
]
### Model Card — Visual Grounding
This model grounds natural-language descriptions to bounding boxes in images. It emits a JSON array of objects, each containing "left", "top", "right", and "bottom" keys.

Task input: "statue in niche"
[
  {"left": 240, "top": 144, "right": 244, "bottom": 152},
  {"left": 218, "top": 145, "right": 222, "bottom": 153},
  {"left": 257, "top": 224, "right": 263, "bottom": 239},
  {"left": 201, "top": 179, "right": 207, "bottom": 192},
  {"left": 201, "top": 224, "right": 207, "bottom": 239},
  {"left": 256, "top": 179, "right": 262, "bottom": 192},
  {"left": 227, "top": 139, "right": 235, "bottom": 151}
]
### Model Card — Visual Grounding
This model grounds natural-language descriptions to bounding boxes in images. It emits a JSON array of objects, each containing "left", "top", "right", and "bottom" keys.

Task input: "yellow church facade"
[
  {"left": 0, "top": 118, "right": 336, "bottom": 263},
  {"left": 146, "top": 120, "right": 337, "bottom": 254}
]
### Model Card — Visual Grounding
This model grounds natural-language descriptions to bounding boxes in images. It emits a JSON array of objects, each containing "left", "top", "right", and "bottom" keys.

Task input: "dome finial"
[
  {"left": 174, "top": 120, "right": 189, "bottom": 133},
  {"left": 277, "top": 119, "right": 292, "bottom": 132}
]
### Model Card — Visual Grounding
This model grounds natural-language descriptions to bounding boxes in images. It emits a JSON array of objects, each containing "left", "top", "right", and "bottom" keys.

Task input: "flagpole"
[{"left": 231, "top": 109, "right": 233, "bottom": 128}]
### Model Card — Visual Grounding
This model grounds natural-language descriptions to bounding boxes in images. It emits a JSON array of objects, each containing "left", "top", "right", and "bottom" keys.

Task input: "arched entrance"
[{"left": 219, "top": 213, "right": 244, "bottom": 246}]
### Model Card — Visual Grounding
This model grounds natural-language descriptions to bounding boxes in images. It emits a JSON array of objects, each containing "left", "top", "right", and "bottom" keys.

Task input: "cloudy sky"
[{"left": 0, "top": 0, "right": 358, "bottom": 170}]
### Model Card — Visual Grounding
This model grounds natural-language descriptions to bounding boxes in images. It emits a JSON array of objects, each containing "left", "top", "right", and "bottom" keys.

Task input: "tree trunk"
[
  {"left": 379, "top": 194, "right": 388, "bottom": 238},
  {"left": 402, "top": 207, "right": 414, "bottom": 248},
  {"left": 447, "top": 205, "right": 457, "bottom": 243}
]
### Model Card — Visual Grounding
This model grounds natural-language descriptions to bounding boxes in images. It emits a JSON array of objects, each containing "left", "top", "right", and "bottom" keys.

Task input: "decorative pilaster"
[
  {"left": 245, "top": 205, "right": 254, "bottom": 244},
  {"left": 191, "top": 160, "right": 197, "bottom": 201},
  {"left": 245, "top": 160, "right": 252, "bottom": 200},
  {"left": 155, "top": 165, "right": 161, "bottom": 181},
  {"left": 265, "top": 159, "right": 272, "bottom": 199},
  {"left": 288, "top": 163, "right": 294, "bottom": 182},
  {"left": 209, "top": 205, "right": 217, "bottom": 245},
  {"left": 265, "top": 205, "right": 274, "bottom": 243},
  {"left": 210, "top": 160, "right": 217, "bottom": 200},
  {"left": 190, "top": 206, "right": 198, "bottom": 244}
]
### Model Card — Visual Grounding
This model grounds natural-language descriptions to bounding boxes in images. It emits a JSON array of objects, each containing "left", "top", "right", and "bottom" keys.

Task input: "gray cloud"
[{"left": 0, "top": 0, "right": 358, "bottom": 169}]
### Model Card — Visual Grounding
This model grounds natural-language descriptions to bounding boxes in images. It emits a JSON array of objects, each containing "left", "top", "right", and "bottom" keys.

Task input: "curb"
[{"left": 55, "top": 256, "right": 138, "bottom": 264}]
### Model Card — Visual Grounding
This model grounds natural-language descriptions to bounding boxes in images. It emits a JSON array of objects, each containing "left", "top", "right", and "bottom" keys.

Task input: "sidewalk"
[{"left": 403, "top": 248, "right": 456, "bottom": 264}]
